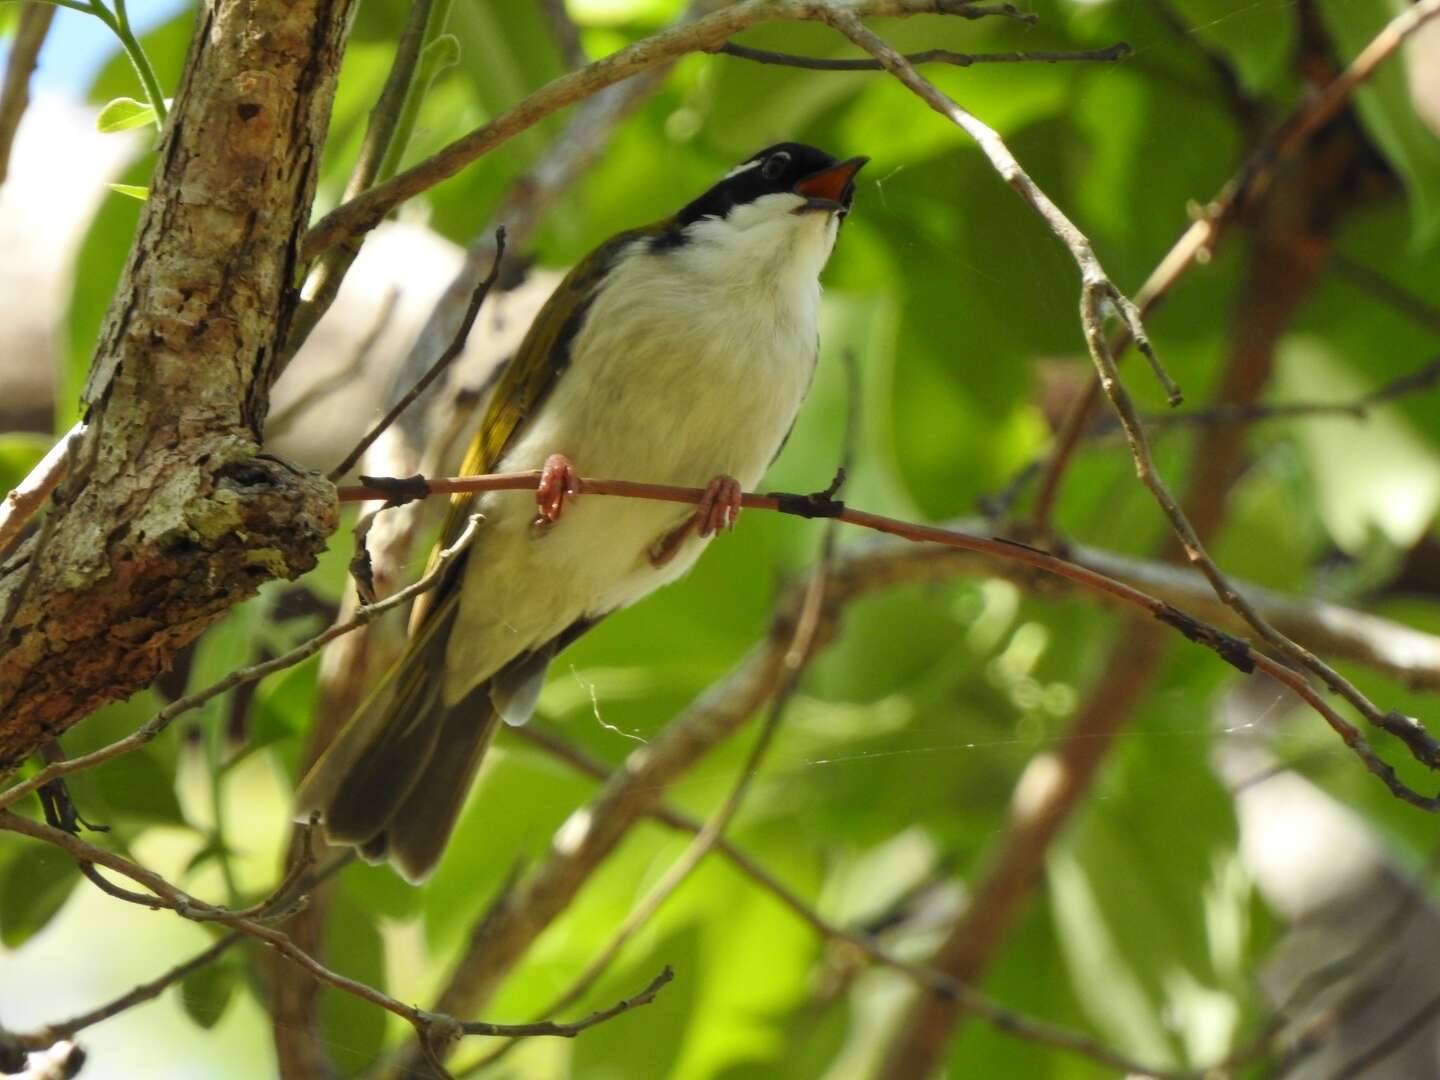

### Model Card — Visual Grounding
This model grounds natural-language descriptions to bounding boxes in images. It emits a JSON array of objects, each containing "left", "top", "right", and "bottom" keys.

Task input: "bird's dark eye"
[{"left": 760, "top": 151, "right": 790, "bottom": 181}]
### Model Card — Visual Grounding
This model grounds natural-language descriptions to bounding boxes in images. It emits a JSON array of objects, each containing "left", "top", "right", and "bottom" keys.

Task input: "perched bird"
[{"left": 295, "top": 143, "right": 867, "bottom": 882}]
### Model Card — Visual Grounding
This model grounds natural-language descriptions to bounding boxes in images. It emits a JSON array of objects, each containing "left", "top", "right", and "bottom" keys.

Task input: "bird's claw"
[
  {"left": 696, "top": 474, "right": 742, "bottom": 538},
  {"left": 649, "top": 474, "right": 743, "bottom": 567},
  {"left": 535, "top": 453, "right": 581, "bottom": 524}
]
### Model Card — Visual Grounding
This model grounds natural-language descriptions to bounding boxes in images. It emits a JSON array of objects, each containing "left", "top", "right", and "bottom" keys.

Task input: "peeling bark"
[{"left": 0, "top": 0, "right": 355, "bottom": 767}]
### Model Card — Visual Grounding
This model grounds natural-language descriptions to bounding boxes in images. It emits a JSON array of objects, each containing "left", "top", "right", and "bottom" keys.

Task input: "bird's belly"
[
  {"left": 443, "top": 257, "right": 819, "bottom": 704},
  {"left": 506, "top": 299, "right": 815, "bottom": 586}
]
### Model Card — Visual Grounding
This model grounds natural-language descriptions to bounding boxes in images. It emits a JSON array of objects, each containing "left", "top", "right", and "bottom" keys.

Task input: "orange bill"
[{"left": 793, "top": 156, "right": 868, "bottom": 203}]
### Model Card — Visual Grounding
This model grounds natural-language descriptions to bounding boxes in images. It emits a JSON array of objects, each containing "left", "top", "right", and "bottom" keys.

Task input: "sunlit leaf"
[
  {"left": 107, "top": 183, "right": 151, "bottom": 200},
  {"left": 1318, "top": 0, "right": 1440, "bottom": 244},
  {"left": 0, "top": 843, "right": 80, "bottom": 948},
  {"left": 96, "top": 97, "right": 157, "bottom": 133},
  {"left": 1276, "top": 337, "right": 1440, "bottom": 552},
  {"left": 180, "top": 956, "right": 238, "bottom": 1030},
  {"left": 321, "top": 891, "right": 388, "bottom": 1072}
]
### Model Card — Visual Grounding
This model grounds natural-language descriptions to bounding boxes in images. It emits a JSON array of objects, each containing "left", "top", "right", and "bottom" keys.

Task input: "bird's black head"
[{"left": 673, "top": 143, "right": 869, "bottom": 229}]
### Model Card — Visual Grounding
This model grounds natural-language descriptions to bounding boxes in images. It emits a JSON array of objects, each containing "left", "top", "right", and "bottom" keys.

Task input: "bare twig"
[
  {"left": 1264, "top": 0, "right": 1440, "bottom": 177},
  {"left": 1019, "top": 3, "right": 1440, "bottom": 784},
  {"left": 1145, "top": 0, "right": 1259, "bottom": 132},
  {"left": 0, "top": 2, "right": 54, "bottom": 187},
  {"left": 284, "top": 0, "right": 438, "bottom": 361},
  {"left": 336, "top": 467, "right": 1440, "bottom": 808},
  {"left": 13, "top": 932, "right": 242, "bottom": 1049},
  {"left": 1079, "top": 266, "right": 1440, "bottom": 774},
  {"left": 1331, "top": 253, "right": 1440, "bottom": 336},
  {"left": 1027, "top": 0, "right": 1440, "bottom": 531},
  {"left": 299, "top": 0, "right": 1035, "bottom": 262},
  {"left": 267, "top": 288, "right": 400, "bottom": 440},
  {"left": 711, "top": 39, "right": 1131, "bottom": 70},
  {"left": 537, "top": 0, "right": 588, "bottom": 70},
  {"left": 0, "top": 422, "right": 82, "bottom": 560},
  {"left": 458, "top": 966, "right": 674, "bottom": 1038},
  {"left": 328, "top": 230, "right": 506, "bottom": 481},
  {"left": 819, "top": 9, "right": 1181, "bottom": 406},
  {"left": 1326, "top": 988, "right": 1440, "bottom": 1080},
  {"left": 0, "top": 811, "right": 671, "bottom": 1051},
  {"left": 0, "top": 516, "right": 483, "bottom": 814},
  {"left": 189, "top": 823, "right": 321, "bottom": 923}
]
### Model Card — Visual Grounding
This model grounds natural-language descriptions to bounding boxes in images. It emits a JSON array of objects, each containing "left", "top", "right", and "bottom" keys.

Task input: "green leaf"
[
  {"left": 1318, "top": 0, "right": 1440, "bottom": 244},
  {"left": 422, "top": 31, "right": 461, "bottom": 72},
  {"left": 1160, "top": 0, "right": 1297, "bottom": 96},
  {"left": 96, "top": 97, "right": 157, "bottom": 133},
  {"left": 1049, "top": 849, "right": 1178, "bottom": 1066},
  {"left": 179, "top": 956, "right": 237, "bottom": 1029},
  {"left": 0, "top": 843, "right": 80, "bottom": 948},
  {"left": 1276, "top": 336, "right": 1440, "bottom": 552},
  {"left": 569, "top": 925, "right": 700, "bottom": 1080},
  {"left": 107, "top": 183, "right": 151, "bottom": 201},
  {"left": 102, "top": 746, "right": 185, "bottom": 824},
  {"left": 321, "top": 890, "right": 388, "bottom": 1073}
]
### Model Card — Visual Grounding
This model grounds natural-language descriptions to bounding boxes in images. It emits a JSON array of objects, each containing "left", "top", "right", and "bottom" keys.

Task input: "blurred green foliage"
[{"left": 6, "top": 0, "right": 1440, "bottom": 1077}]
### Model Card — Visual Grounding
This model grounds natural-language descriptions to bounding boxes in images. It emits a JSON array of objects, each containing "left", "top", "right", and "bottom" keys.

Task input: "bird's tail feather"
[
  {"left": 370, "top": 689, "right": 501, "bottom": 883},
  {"left": 294, "top": 592, "right": 464, "bottom": 856},
  {"left": 294, "top": 573, "right": 569, "bottom": 881}
]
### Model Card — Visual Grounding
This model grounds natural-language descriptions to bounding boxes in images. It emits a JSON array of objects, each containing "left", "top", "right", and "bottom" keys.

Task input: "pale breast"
[{"left": 443, "top": 214, "right": 831, "bottom": 703}]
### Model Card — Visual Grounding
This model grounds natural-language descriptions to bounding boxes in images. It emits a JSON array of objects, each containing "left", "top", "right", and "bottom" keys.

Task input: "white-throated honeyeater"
[{"left": 295, "top": 143, "right": 867, "bottom": 882}]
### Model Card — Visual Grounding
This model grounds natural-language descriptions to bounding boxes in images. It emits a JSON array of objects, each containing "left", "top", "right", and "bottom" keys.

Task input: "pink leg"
[
  {"left": 535, "top": 453, "right": 581, "bottom": 524},
  {"left": 695, "top": 474, "right": 742, "bottom": 537},
  {"left": 650, "top": 474, "right": 742, "bottom": 567}
]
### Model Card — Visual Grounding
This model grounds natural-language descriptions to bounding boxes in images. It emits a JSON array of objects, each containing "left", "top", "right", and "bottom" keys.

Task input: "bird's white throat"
[{"left": 681, "top": 191, "right": 841, "bottom": 294}]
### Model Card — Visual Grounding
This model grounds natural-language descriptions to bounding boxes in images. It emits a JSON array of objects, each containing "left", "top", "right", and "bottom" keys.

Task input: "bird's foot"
[
  {"left": 535, "top": 453, "right": 581, "bottom": 525},
  {"left": 696, "top": 474, "right": 742, "bottom": 537},
  {"left": 649, "top": 474, "right": 742, "bottom": 567}
]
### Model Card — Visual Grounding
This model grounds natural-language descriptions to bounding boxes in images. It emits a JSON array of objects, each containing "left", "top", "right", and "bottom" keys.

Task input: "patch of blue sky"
[{"left": 5, "top": 0, "right": 188, "bottom": 99}]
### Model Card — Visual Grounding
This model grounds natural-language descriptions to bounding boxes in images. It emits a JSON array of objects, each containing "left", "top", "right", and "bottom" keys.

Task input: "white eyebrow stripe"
[{"left": 723, "top": 158, "right": 763, "bottom": 180}]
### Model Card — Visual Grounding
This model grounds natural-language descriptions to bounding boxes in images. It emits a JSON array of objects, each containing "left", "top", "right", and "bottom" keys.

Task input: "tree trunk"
[{"left": 0, "top": 0, "right": 356, "bottom": 767}]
